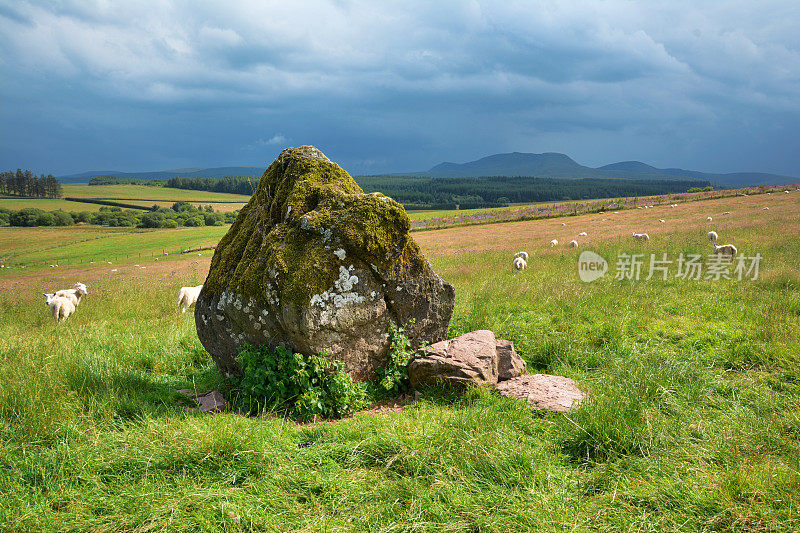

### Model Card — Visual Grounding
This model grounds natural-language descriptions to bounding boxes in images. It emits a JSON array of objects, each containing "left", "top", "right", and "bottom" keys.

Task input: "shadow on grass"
[{"left": 64, "top": 358, "right": 225, "bottom": 421}]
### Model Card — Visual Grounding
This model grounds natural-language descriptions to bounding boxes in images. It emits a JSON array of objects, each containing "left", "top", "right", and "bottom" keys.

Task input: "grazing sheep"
[
  {"left": 714, "top": 244, "right": 738, "bottom": 257},
  {"left": 722, "top": 211, "right": 731, "bottom": 215},
  {"left": 577, "top": 231, "right": 587, "bottom": 237},
  {"left": 550, "top": 239, "right": 558, "bottom": 247},
  {"left": 44, "top": 293, "right": 76, "bottom": 322},
  {"left": 177, "top": 285, "right": 203, "bottom": 313},
  {"left": 708, "top": 231, "right": 718, "bottom": 242},
  {"left": 513, "top": 251, "right": 529, "bottom": 262},
  {"left": 763, "top": 207, "right": 770, "bottom": 210},
  {"left": 707, "top": 216, "right": 712, "bottom": 221},
  {"left": 561, "top": 222, "right": 566, "bottom": 226},
  {"left": 658, "top": 219, "right": 665, "bottom": 223},
  {"left": 568, "top": 240, "right": 579, "bottom": 248},
  {"left": 512, "top": 257, "right": 527, "bottom": 271},
  {"left": 55, "top": 282, "right": 88, "bottom": 307},
  {"left": 632, "top": 232, "right": 649, "bottom": 242}
]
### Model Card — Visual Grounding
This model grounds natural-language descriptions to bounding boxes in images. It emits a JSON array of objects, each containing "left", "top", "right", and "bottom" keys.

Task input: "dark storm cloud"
[{"left": 0, "top": 0, "right": 798, "bottom": 176}]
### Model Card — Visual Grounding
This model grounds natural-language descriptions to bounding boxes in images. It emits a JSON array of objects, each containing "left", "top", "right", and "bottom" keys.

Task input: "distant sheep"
[
  {"left": 55, "top": 282, "right": 88, "bottom": 307},
  {"left": 714, "top": 244, "right": 737, "bottom": 257},
  {"left": 577, "top": 232, "right": 587, "bottom": 237},
  {"left": 708, "top": 231, "right": 718, "bottom": 242},
  {"left": 632, "top": 232, "right": 649, "bottom": 242},
  {"left": 658, "top": 219, "right": 665, "bottom": 223},
  {"left": 177, "top": 285, "right": 203, "bottom": 313},
  {"left": 561, "top": 222, "right": 566, "bottom": 226},
  {"left": 763, "top": 207, "right": 770, "bottom": 210},
  {"left": 513, "top": 251, "right": 529, "bottom": 262},
  {"left": 44, "top": 293, "right": 76, "bottom": 322},
  {"left": 512, "top": 257, "right": 527, "bottom": 271},
  {"left": 568, "top": 240, "right": 578, "bottom": 248},
  {"left": 722, "top": 211, "right": 731, "bottom": 215},
  {"left": 550, "top": 239, "right": 558, "bottom": 247},
  {"left": 707, "top": 217, "right": 712, "bottom": 221}
]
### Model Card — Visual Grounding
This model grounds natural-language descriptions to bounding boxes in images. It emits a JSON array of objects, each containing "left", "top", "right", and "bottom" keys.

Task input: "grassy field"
[
  {"left": 62, "top": 184, "right": 253, "bottom": 203},
  {"left": 0, "top": 225, "right": 228, "bottom": 268},
  {"left": 1, "top": 191, "right": 798, "bottom": 531},
  {"left": 0, "top": 197, "right": 110, "bottom": 212}
]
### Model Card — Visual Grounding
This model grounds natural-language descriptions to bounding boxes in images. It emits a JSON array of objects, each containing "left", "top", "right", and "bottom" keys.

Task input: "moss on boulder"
[{"left": 195, "top": 146, "right": 454, "bottom": 379}]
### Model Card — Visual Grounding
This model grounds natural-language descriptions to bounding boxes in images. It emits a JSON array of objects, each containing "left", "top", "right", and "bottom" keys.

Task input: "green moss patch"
[{"left": 203, "top": 146, "right": 418, "bottom": 308}]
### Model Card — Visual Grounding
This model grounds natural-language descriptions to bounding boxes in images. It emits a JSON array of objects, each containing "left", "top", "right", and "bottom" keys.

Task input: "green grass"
[
  {"left": 0, "top": 225, "right": 228, "bottom": 267},
  {"left": 0, "top": 198, "right": 110, "bottom": 212},
  {"left": 62, "top": 184, "right": 252, "bottom": 203},
  {"left": 1, "top": 195, "right": 799, "bottom": 530}
]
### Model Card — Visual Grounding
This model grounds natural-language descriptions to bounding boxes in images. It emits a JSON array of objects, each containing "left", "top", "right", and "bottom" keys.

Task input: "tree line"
[
  {"left": 91, "top": 173, "right": 716, "bottom": 210},
  {"left": 356, "top": 175, "right": 715, "bottom": 209},
  {"left": 0, "top": 169, "right": 62, "bottom": 198},
  {"left": 0, "top": 201, "right": 237, "bottom": 228},
  {"left": 163, "top": 176, "right": 257, "bottom": 195}
]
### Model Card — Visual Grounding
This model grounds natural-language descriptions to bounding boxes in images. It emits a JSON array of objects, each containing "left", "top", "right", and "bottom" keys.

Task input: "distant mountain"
[
  {"left": 58, "top": 166, "right": 264, "bottom": 183},
  {"left": 58, "top": 153, "right": 798, "bottom": 188},
  {"left": 425, "top": 152, "right": 797, "bottom": 186},
  {"left": 597, "top": 161, "right": 659, "bottom": 173},
  {"left": 430, "top": 152, "right": 592, "bottom": 178}
]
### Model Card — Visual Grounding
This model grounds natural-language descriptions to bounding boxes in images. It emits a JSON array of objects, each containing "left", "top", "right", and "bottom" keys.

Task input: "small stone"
[
  {"left": 495, "top": 374, "right": 585, "bottom": 412},
  {"left": 408, "top": 330, "right": 498, "bottom": 389},
  {"left": 496, "top": 339, "right": 526, "bottom": 381}
]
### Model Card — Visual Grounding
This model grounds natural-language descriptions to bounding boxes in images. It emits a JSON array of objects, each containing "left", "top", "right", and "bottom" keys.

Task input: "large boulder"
[{"left": 195, "top": 146, "right": 454, "bottom": 379}]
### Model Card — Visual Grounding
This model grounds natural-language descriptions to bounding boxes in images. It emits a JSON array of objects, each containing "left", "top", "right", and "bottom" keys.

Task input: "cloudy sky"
[{"left": 1, "top": 0, "right": 798, "bottom": 176}]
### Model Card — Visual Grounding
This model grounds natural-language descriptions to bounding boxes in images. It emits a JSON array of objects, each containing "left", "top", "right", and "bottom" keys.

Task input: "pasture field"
[
  {"left": 0, "top": 197, "right": 110, "bottom": 212},
  {"left": 62, "top": 184, "right": 253, "bottom": 204},
  {"left": 0, "top": 225, "right": 228, "bottom": 268},
  {"left": 1, "top": 191, "right": 799, "bottom": 531}
]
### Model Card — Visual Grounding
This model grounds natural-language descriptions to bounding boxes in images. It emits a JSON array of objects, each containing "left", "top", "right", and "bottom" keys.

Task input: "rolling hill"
[
  {"left": 424, "top": 153, "right": 797, "bottom": 186},
  {"left": 58, "top": 166, "right": 264, "bottom": 183},
  {"left": 57, "top": 153, "right": 798, "bottom": 187}
]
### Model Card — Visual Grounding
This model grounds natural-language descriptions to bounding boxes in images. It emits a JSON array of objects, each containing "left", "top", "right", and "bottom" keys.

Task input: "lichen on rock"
[{"left": 195, "top": 145, "right": 454, "bottom": 379}]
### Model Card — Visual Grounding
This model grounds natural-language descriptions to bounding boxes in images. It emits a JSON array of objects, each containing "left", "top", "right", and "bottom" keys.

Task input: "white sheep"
[
  {"left": 568, "top": 240, "right": 578, "bottom": 248},
  {"left": 763, "top": 207, "right": 770, "bottom": 210},
  {"left": 708, "top": 231, "right": 718, "bottom": 242},
  {"left": 55, "top": 282, "right": 88, "bottom": 307},
  {"left": 632, "top": 232, "right": 649, "bottom": 242},
  {"left": 707, "top": 217, "right": 712, "bottom": 221},
  {"left": 512, "top": 257, "right": 527, "bottom": 271},
  {"left": 177, "top": 285, "right": 203, "bottom": 313},
  {"left": 714, "top": 244, "right": 738, "bottom": 257},
  {"left": 722, "top": 211, "right": 731, "bottom": 215},
  {"left": 549, "top": 239, "right": 558, "bottom": 247},
  {"left": 513, "top": 251, "right": 529, "bottom": 262},
  {"left": 44, "top": 293, "right": 76, "bottom": 322},
  {"left": 658, "top": 219, "right": 665, "bottom": 223},
  {"left": 577, "top": 231, "right": 587, "bottom": 237},
  {"left": 561, "top": 222, "right": 566, "bottom": 226}
]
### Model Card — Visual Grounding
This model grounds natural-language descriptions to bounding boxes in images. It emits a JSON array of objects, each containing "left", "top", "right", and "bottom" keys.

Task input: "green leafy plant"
[
  {"left": 376, "top": 321, "right": 416, "bottom": 393},
  {"left": 235, "top": 344, "right": 367, "bottom": 420}
]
